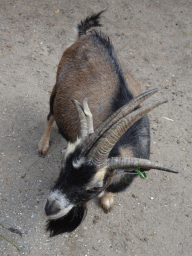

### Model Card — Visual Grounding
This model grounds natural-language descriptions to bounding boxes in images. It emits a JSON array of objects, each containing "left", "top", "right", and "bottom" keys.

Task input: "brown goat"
[
  {"left": 39, "top": 44, "right": 141, "bottom": 151},
  {"left": 38, "top": 12, "right": 178, "bottom": 236}
]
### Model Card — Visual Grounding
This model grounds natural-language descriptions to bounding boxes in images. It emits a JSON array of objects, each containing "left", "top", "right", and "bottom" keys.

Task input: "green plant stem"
[{"left": 0, "top": 233, "right": 21, "bottom": 251}]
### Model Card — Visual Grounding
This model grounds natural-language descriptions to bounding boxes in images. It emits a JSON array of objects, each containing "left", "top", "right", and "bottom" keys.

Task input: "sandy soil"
[{"left": 0, "top": 0, "right": 192, "bottom": 255}]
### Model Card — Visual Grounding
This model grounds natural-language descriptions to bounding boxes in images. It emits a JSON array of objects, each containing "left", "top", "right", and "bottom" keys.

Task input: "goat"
[{"left": 38, "top": 11, "right": 178, "bottom": 236}]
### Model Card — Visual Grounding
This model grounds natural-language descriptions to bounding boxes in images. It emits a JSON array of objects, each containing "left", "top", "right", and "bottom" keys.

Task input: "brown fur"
[
  {"left": 122, "top": 68, "right": 142, "bottom": 97},
  {"left": 38, "top": 115, "right": 55, "bottom": 156},
  {"left": 39, "top": 34, "right": 141, "bottom": 158},
  {"left": 52, "top": 36, "right": 119, "bottom": 142}
]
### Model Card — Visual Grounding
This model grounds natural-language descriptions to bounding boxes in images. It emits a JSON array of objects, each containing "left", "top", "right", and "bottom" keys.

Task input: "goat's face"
[
  {"left": 45, "top": 139, "right": 112, "bottom": 237},
  {"left": 45, "top": 142, "right": 109, "bottom": 220},
  {"left": 45, "top": 93, "right": 178, "bottom": 236}
]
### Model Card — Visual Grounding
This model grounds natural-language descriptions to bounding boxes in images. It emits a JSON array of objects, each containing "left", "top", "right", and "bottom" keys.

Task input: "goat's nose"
[{"left": 44, "top": 199, "right": 61, "bottom": 216}]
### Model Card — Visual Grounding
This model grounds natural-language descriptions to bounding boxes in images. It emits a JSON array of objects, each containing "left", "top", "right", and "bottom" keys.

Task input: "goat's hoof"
[
  {"left": 100, "top": 192, "right": 114, "bottom": 213},
  {"left": 38, "top": 138, "right": 50, "bottom": 157}
]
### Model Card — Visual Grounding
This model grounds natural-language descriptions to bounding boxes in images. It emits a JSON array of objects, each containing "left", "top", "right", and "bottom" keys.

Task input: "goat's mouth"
[
  {"left": 44, "top": 193, "right": 74, "bottom": 220},
  {"left": 45, "top": 204, "right": 74, "bottom": 220},
  {"left": 46, "top": 205, "right": 87, "bottom": 236}
]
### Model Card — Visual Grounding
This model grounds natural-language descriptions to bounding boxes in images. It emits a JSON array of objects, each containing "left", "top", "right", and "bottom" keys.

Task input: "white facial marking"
[
  {"left": 64, "top": 137, "right": 81, "bottom": 160},
  {"left": 72, "top": 157, "right": 85, "bottom": 169},
  {"left": 86, "top": 167, "right": 106, "bottom": 190},
  {"left": 46, "top": 190, "right": 74, "bottom": 220}
]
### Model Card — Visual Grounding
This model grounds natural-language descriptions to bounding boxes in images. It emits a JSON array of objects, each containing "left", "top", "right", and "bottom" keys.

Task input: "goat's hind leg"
[
  {"left": 38, "top": 114, "right": 55, "bottom": 157},
  {"left": 100, "top": 192, "right": 114, "bottom": 213}
]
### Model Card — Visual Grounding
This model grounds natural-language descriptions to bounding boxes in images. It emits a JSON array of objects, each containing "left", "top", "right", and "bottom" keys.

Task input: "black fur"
[
  {"left": 77, "top": 10, "right": 105, "bottom": 37},
  {"left": 56, "top": 147, "right": 96, "bottom": 188},
  {"left": 46, "top": 205, "right": 87, "bottom": 237},
  {"left": 107, "top": 173, "right": 137, "bottom": 193},
  {"left": 52, "top": 147, "right": 102, "bottom": 206}
]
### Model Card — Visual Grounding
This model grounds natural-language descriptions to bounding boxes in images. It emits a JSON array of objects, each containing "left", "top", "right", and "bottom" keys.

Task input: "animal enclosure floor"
[{"left": 0, "top": 0, "right": 192, "bottom": 255}]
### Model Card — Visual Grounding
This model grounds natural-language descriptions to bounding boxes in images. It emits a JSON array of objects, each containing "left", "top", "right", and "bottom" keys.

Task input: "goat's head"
[{"left": 45, "top": 89, "right": 178, "bottom": 236}]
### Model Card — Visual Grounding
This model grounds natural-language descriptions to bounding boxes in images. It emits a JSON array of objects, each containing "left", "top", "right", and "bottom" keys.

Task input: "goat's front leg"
[
  {"left": 38, "top": 114, "right": 55, "bottom": 157},
  {"left": 99, "top": 192, "right": 114, "bottom": 213}
]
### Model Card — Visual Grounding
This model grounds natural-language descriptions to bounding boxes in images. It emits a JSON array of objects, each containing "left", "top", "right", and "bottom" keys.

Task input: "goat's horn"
[
  {"left": 82, "top": 88, "right": 158, "bottom": 156},
  {"left": 106, "top": 157, "right": 179, "bottom": 173},
  {"left": 83, "top": 98, "right": 94, "bottom": 134},
  {"left": 71, "top": 99, "right": 88, "bottom": 139},
  {"left": 89, "top": 99, "right": 167, "bottom": 165}
]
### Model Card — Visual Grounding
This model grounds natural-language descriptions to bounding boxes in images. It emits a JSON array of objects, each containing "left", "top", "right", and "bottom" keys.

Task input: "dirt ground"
[{"left": 0, "top": 0, "right": 192, "bottom": 255}]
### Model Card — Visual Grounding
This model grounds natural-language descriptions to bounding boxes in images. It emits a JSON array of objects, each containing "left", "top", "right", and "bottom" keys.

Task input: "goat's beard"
[{"left": 46, "top": 205, "right": 87, "bottom": 237}]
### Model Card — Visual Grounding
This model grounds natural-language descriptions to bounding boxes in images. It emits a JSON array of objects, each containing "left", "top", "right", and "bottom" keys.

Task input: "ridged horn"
[
  {"left": 83, "top": 98, "right": 94, "bottom": 134},
  {"left": 89, "top": 99, "right": 167, "bottom": 165},
  {"left": 71, "top": 99, "right": 88, "bottom": 139},
  {"left": 82, "top": 88, "right": 158, "bottom": 156},
  {"left": 106, "top": 157, "right": 179, "bottom": 173}
]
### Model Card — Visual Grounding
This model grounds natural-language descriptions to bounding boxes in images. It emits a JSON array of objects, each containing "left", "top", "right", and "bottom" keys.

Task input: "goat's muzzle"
[
  {"left": 46, "top": 205, "right": 87, "bottom": 236},
  {"left": 45, "top": 199, "right": 61, "bottom": 217}
]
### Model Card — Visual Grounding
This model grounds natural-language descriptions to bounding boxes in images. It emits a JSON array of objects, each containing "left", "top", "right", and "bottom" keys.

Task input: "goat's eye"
[{"left": 87, "top": 187, "right": 101, "bottom": 193}]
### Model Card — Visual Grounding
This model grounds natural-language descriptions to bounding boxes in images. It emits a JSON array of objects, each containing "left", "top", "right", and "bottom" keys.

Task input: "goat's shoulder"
[{"left": 122, "top": 68, "right": 142, "bottom": 97}]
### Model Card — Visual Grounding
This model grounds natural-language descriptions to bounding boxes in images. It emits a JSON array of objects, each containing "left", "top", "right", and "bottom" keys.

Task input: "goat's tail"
[{"left": 77, "top": 10, "right": 105, "bottom": 38}]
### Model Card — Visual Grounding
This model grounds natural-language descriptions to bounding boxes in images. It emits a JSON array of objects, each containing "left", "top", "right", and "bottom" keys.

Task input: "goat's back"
[{"left": 51, "top": 32, "right": 141, "bottom": 142}]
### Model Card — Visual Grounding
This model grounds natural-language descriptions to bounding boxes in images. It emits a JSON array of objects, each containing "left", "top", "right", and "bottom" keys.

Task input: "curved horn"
[
  {"left": 106, "top": 157, "right": 179, "bottom": 174},
  {"left": 82, "top": 88, "right": 158, "bottom": 156},
  {"left": 71, "top": 99, "right": 88, "bottom": 139},
  {"left": 89, "top": 99, "right": 167, "bottom": 165},
  {"left": 83, "top": 98, "right": 94, "bottom": 134}
]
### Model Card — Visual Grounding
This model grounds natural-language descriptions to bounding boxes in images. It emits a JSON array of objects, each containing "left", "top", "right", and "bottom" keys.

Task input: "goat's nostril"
[
  {"left": 44, "top": 200, "right": 50, "bottom": 215},
  {"left": 45, "top": 200, "right": 61, "bottom": 216}
]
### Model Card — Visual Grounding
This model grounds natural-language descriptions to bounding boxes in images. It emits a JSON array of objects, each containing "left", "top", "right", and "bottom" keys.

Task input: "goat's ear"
[{"left": 86, "top": 167, "right": 107, "bottom": 190}]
